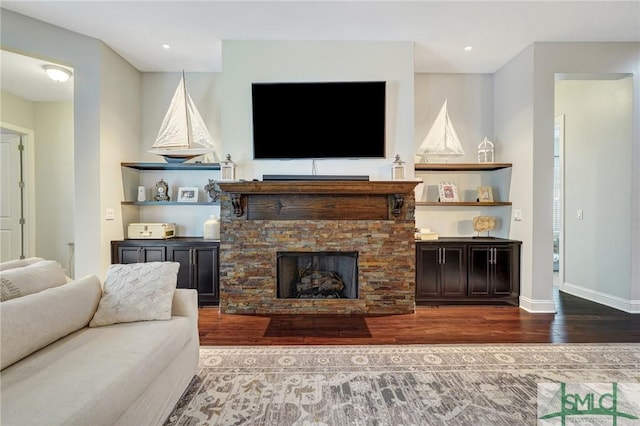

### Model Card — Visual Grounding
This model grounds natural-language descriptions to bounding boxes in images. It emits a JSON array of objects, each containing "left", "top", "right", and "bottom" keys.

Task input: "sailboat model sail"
[
  {"left": 149, "top": 73, "right": 221, "bottom": 163},
  {"left": 416, "top": 99, "right": 465, "bottom": 162}
]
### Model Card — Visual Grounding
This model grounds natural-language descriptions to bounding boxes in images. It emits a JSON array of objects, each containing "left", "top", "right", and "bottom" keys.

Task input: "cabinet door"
[
  {"left": 193, "top": 246, "right": 219, "bottom": 303},
  {"left": 492, "top": 246, "right": 514, "bottom": 295},
  {"left": 118, "top": 246, "right": 142, "bottom": 264},
  {"left": 416, "top": 245, "right": 439, "bottom": 299},
  {"left": 117, "top": 245, "right": 166, "bottom": 264},
  {"left": 468, "top": 246, "right": 490, "bottom": 295},
  {"left": 141, "top": 246, "right": 166, "bottom": 263},
  {"left": 440, "top": 246, "right": 466, "bottom": 297},
  {"left": 168, "top": 246, "right": 194, "bottom": 290}
]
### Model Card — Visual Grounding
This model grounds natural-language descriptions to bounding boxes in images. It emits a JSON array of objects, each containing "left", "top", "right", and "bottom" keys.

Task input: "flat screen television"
[{"left": 251, "top": 81, "right": 386, "bottom": 159}]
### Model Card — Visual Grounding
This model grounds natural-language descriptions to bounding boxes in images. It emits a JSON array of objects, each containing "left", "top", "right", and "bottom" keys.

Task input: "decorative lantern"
[
  {"left": 220, "top": 154, "right": 236, "bottom": 181},
  {"left": 477, "top": 137, "right": 495, "bottom": 163},
  {"left": 391, "top": 154, "right": 406, "bottom": 181}
]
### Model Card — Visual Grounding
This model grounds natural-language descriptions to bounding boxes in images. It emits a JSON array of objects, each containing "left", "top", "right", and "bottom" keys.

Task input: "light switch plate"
[
  {"left": 514, "top": 209, "right": 523, "bottom": 221},
  {"left": 577, "top": 209, "right": 583, "bottom": 220},
  {"left": 106, "top": 208, "right": 115, "bottom": 221}
]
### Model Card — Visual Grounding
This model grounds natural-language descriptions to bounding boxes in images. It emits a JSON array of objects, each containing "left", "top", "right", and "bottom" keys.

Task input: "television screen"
[{"left": 251, "top": 81, "right": 386, "bottom": 159}]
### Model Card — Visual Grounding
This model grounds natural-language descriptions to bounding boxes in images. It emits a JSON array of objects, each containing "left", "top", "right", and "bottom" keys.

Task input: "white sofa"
[{"left": 0, "top": 262, "right": 199, "bottom": 426}]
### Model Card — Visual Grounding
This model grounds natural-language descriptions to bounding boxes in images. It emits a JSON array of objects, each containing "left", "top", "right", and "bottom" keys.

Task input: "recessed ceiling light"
[
  {"left": 464, "top": 46, "right": 473, "bottom": 52},
  {"left": 43, "top": 65, "right": 72, "bottom": 82},
  {"left": 162, "top": 44, "right": 171, "bottom": 50}
]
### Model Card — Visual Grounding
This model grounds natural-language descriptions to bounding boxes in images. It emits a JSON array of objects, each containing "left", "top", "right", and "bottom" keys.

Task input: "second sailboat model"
[{"left": 416, "top": 99, "right": 465, "bottom": 163}]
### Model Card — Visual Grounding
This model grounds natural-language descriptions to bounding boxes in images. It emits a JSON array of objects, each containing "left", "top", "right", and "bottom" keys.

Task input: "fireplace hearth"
[{"left": 278, "top": 251, "right": 358, "bottom": 299}]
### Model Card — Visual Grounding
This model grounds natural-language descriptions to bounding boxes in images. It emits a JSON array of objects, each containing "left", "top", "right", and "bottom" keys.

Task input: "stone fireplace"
[{"left": 218, "top": 180, "right": 418, "bottom": 314}]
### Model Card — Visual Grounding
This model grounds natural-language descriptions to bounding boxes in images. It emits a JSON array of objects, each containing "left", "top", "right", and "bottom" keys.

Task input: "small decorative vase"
[
  {"left": 137, "top": 186, "right": 146, "bottom": 202},
  {"left": 203, "top": 215, "right": 220, "bottom": 240}
]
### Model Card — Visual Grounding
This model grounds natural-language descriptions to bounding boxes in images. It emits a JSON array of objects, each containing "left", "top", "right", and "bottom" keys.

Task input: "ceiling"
[{"left": 1, "top": 1, "right": 639, "bottom": 101}]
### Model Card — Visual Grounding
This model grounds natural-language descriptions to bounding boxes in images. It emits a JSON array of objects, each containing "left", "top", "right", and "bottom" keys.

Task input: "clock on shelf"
[{"left": 154, "top": 179, "right": 170, "bottom": 201}]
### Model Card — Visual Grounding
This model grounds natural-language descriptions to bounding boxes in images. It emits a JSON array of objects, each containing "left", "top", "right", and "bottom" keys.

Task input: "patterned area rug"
[{"left": 165, "top": 344, "right": 640, "bottom": 425}]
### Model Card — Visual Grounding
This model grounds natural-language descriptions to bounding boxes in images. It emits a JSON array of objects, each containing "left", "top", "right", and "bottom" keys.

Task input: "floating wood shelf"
[
  {"left": 415, "top": 202, "right": 512, "bottom": 207},
  {"left": 121, "top": 162, "right": 221, "bottom": 171},
  {"left": 414, "top": 163, "right": 512, "bottom": 172},
  {"left": 121, "top": 201, "right": 219, "bottom": 206}
]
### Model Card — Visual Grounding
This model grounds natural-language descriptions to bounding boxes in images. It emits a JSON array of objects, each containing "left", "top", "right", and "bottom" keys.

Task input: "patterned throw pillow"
[
  {"left": 89, "top": 262, "right": 180, "bottom": 327},
  {"left": 0, "top": 260, "right": 67, "bottom": 302}
]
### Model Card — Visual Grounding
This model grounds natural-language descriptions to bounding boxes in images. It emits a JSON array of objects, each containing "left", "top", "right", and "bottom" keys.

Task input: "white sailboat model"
[
  {"left": 416, "top": 99, "right": 465, "bottom": 163},
  {"left": 149, "top": 73, "right": 221, "bottom": 163}
]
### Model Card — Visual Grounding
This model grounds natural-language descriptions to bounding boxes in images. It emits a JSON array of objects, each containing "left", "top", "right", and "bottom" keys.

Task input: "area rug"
[{"left": 165, "top": 344, "right": 640, "bottom": 426}]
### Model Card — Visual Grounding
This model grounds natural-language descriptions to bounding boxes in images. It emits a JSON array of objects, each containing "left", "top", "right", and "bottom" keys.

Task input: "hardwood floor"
[{"left": 198, "top": 289, "right": 640, "bottom": 345}]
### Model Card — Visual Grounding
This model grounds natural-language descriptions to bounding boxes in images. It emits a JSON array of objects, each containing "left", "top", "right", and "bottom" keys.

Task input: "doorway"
[
  {"left": 0, "top": 49, "right": 74, "bottom": 270},
  {"left": 0, "top": 126, "right": 35, "bottom": 262},
  {"left": 554, "top": 74, "right": 633, "bottom": 309}
]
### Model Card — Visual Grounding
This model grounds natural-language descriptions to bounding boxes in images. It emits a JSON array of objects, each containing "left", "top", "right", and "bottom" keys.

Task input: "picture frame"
[
  {"left": 177, "top": 187, "right": 198, "bottom": 203},
  {"left": 438, "top": 182, "right": 459, "bottom": 202},
  {"left": 477, "top": 186, "right": 494, "bottom": 203}
]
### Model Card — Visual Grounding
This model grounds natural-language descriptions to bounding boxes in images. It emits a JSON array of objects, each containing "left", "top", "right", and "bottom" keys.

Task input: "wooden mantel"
[
  {"left": 219, "top": 180, "right": 420, "bottom": 220},
  {"left": 218, "top": 180, "right": 420, "bottom": 195}
]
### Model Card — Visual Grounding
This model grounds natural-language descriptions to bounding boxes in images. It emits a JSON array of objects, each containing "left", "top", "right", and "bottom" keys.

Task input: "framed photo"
[
  {"left": 477, "top": 186, "right": 494, "bottom": 203},
  {"left": 177, "top": 187, "right": 198, "bottom": 203},
  {"left": 438, "top": 182, "right": 459, "bottom": 202}
]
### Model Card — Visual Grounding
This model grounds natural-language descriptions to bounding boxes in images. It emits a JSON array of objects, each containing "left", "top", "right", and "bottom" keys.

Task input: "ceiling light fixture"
[
  {"left": 43, "top": 65, "right": 72, "bottom": 82},
  {"left": 162, "top": 44, "right": 171, "bottom": 49},
  {"left": 464, "top": 46, "right": 473, "bottom": 52}
]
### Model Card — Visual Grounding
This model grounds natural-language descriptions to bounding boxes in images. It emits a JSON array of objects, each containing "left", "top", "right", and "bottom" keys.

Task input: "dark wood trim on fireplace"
[{"left": 219, "top": 180, "right": 419, "bottom": 221}]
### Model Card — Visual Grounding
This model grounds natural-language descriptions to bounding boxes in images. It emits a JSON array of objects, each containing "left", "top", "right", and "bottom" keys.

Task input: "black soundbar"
[{"left": 262, "top": 174, "right": 370, "bottom": 181}]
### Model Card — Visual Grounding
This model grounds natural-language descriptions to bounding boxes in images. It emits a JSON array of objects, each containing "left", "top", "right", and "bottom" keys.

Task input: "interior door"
[{"left": 0, "top": 132, "right": 23, "bottom": 261}]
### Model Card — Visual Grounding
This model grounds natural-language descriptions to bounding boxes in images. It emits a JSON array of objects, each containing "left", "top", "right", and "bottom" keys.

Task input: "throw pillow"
[
  {"left": 89, "top": 262, "right": 179, "bottom": 327},
  {"left": 0, "top": 260, "right": 67, "bottom": 302},
  {"left": 0, "top": 257, "right": 44, "bottom": 271}
]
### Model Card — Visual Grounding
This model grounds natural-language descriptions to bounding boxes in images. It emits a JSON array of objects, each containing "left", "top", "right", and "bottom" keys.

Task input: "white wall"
[
  {"left": 98, "top": 44, "right": 142, "bottom": 273},
  {"left": 220, "top": 40, "right": 415, "bottom": 182},
  {"left": 493, "top": 46, "right": 543, "bottom": 311},
  {"left": 556, "top": 77, "right": 634, "bottom": 309},
  {"left": 1, "top": 90, "right": 35, "bottom": 129},
  {"left": 33, "top": 102, "right": 74, "bottom": 266}
]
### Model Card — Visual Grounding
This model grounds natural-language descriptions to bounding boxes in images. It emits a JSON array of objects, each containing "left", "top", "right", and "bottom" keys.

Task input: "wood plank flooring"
[{"left": 198, "top": 290, "right": 640, "bottom": 345}]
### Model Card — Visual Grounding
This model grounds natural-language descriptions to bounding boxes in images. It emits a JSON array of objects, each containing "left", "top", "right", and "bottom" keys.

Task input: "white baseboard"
[
  {"left": 519, "top": 296, "right": 556, "bottom": 313},
  {"left": 562, "top": 282, "right": 640, "bottom": 313}
]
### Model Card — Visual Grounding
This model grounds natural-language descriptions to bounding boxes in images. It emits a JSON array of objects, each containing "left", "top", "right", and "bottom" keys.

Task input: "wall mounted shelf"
[
  {"left": 121, "top": 201, "right": 219, "bottom": 206},
  {"left": 416, "top": 202, "right": 512, "bottom": 207},
  {"left": 414, "top": 163, "right": 512, "bottom": 172},
  {"left": 121, "top": 162, "right": 221, "bottom": 171}
]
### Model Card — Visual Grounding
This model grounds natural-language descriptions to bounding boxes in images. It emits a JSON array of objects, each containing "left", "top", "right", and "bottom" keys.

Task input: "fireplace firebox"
[{"left": 277, "top": 251, "right": 358, "bottom": 299}]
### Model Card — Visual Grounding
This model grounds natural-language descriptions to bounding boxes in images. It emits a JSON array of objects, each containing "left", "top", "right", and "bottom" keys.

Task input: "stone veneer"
[{"left": 218, "top": 184, "right": 416, "bottom": 315}]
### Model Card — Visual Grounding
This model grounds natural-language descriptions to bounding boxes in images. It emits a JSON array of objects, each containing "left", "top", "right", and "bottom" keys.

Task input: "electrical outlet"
[
  {"left": 577, "top": 209, "right": 583, "bottom": 220},
  {"left": 105, "top": 208, "right": 115, "bottom": 221}
]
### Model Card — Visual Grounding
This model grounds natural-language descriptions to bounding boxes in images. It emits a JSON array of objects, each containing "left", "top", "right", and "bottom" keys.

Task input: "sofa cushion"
[
  {"left": 0, "top": 315, "right": 193, "bottom": 426},
  {"left": 0, "top": 260, "right": 67, "bottom": 302},
  {"left": 89, "top": 262, "right": 179, "bottom": 327},
  {"left": 0, "top": 257, "right": 44, "bottom": 271},
  {"left": 0, "top": 274, "right": 102, "bottom": 370}
]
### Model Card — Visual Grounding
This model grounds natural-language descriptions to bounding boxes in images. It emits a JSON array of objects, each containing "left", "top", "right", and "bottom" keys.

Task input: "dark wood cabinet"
[
  {"left": 416, "top": 238, "right": 521, "bottom": 305},
  {"left": 111, "top": 238, "right": 219, "bottom": 306},
  {"left": 416, "top": 243, "right": 466, "bottom": 300},
  {"left": 468, "top": 244, "right": 519, "bottom": 298}
]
